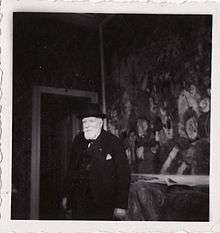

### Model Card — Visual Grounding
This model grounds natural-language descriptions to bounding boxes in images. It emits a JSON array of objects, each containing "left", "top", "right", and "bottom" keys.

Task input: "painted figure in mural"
[
  {"left": 124, "top": 130, "right": 139, "bottom": 173},
  {"left": 157, "top": 88, "right": 210, "bottom": 175},
  {"left": 62, "top": 103, "right": 130, "bottom": 220},
  {"left": 135, "top": 118, "right": 156, "bottom": 174},
  {"left": 138, "top": 139, "right": 160, "bottom": 174},
  {"left": 157, "top": 109, "right": 198, "bottom": 174},
  {"left": 180, "top": 95, "right": 210, "bottom": 175},
  {"left": 198, "top": 96, "right": 210, "bottom": 139},
  {"left": 154, "top": 106, "right": 174, "bottom": 145},
  {"left": 158, "top": 137, "right": 191, "bottom": 174},
  {"left": 183, "top": 108, "right": 199, "bottom": 141},
  {"left": 177, "top": 84, "right": 201, "bottom": 125},
  {"left": 179, "top": 138, "right": 210, "bottom": 175}
]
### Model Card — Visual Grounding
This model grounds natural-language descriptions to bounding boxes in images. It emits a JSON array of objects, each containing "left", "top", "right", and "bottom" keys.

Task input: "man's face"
[{"left": 82, "top": 117, "right": 103, "bottom": 140}]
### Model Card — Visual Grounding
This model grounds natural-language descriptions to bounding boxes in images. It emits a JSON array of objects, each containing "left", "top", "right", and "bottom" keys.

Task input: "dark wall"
[{"left": 12, "top": 13, "right": 101, "bottom": 219}]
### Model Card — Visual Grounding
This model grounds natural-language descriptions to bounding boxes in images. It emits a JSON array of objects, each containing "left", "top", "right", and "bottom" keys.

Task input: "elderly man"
[{"left": 62, "top": 103, "right": 130, "bottom": 220}]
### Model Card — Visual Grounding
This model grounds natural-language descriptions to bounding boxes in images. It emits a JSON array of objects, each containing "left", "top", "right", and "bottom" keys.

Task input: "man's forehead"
[{"left": 82, "top": 116, "right": 102, "bottom": 122}]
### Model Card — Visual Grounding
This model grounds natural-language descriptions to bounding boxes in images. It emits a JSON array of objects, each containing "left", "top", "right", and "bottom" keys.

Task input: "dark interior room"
[{"left": 12, "top": 13, "right": 211, "bottom": 221}]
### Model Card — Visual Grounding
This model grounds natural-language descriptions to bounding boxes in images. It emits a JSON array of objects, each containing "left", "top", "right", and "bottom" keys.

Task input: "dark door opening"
[{"left": 40, "top": 93, "right": 90, "bottom": 220}]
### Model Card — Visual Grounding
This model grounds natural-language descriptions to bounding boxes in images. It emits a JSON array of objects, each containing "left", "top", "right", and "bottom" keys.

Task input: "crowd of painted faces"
[{"left": 122, "top": 86, "right": 210, "bottom": 175}]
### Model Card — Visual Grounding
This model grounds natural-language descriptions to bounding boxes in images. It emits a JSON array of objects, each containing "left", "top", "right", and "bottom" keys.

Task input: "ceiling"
[{"left": 14, "top": 12, "right": 113, "bottom": 30}]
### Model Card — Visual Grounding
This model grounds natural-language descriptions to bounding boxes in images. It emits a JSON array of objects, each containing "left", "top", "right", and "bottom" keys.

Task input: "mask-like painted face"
[
  {"left": 151, "top": 145, "right": 159, "bottom": 154},
  {"left": 184, "top": 146, "right": 195, "bottom": 165},
  {"left": 129, "top": 131, "right": 137, "bottom": 142},
  {"left": 189, "top": 84, "right": 196, "bottom": 96},
  {"left": 137, "top": 119, "right": 149, "bottom": 137},
  {"left": 142, "top": 120, "right": 149, "bottom": 131},
  {"left": 82, "top": 117, "right": 103, "bottom": 140},
  {"left": 185, "top": 117, "right": 198, "bottom": 140},
  {"left": 199, "top": 98, "right": 210, "bottom": 113}
]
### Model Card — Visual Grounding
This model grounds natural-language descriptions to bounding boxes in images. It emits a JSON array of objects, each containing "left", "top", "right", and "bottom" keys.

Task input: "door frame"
[{"left": 30, "top": 85, "right": 98, "bottom": 219}]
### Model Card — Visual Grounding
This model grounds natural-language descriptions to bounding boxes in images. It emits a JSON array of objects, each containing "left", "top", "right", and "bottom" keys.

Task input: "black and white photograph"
[{"left": 11, "top": 11, "right": 212, "bottom": 222}]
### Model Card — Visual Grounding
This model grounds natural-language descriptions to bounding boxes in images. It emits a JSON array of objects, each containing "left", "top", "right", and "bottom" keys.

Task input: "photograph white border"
[{"left": 1, "top": 0, "right": 220, "bottom": 232}]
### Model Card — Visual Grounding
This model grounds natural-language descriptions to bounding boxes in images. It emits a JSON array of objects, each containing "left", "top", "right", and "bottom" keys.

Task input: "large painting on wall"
[
  {"left": 104, "top": 14, "right": 211, "bottom": 177},
  {"left": 103, "top": 14, "right": 211, "bottom": 221}
]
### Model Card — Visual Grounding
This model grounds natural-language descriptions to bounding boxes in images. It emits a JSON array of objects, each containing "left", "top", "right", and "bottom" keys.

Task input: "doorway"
[
  {"left": 40, "top": 93, "right": 90, "bottom": 219},
  {"left": 31, "top": 86, "right": 98, "bottom": 219}
]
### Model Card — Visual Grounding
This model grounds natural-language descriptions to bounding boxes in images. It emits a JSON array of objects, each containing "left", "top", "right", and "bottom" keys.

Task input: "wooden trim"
[
  {"left": 99, "top": 15, "right": 115, "bottom": 130},
  {"left": 99, "top": 24, "right": 107, "bottom": 130},
  {"left": 30, "top": 86, "right": 98, "bottom": 219},
  {"left": 34, "top": 85, "right": 98, "bottom": 103},
  {"left": 30, "top": 86, "right": 41, "bottom": 219}
]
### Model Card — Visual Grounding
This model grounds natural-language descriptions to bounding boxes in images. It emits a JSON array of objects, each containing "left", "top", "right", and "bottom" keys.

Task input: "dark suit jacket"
[{"left": 64, "top": 129, "right": 130, "bottom": 211}]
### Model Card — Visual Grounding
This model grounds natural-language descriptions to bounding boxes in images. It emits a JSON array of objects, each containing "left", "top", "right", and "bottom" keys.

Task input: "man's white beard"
[{"left": 84, "top": 128, "right": 101, "bottom": 140}]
